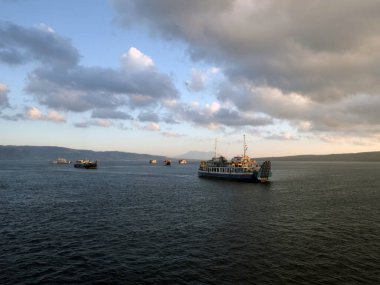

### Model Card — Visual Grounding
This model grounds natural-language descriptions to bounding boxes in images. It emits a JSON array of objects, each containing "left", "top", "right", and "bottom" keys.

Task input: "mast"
[
  {"left": 243, "top": 134, "right": 247, "bottom": 157},
  {"left": 214, "top": 138, "right": 217, "bottom": 158}
]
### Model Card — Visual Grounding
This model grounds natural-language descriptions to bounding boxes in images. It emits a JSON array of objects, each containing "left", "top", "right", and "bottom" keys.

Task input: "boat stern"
[{"left": 257, "top": 161, "right": 272, "bottom": 182}]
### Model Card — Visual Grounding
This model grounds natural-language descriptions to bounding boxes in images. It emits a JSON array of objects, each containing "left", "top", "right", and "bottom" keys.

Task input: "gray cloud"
[
  {"left": 0, "top": 22, "right": 80, "bottom": 68},
  {"left": 137, "top": 112, "right": 160, "bottom": 122},
  {"left": 0, "top": 22, "right": 178, "bottom": 121},
  {"left": 25, "top": 64, "right": 178, "bottom": 112},
  {"left": 166, "top": 102, "right": 273, "bottom": 129},
  {"left": 0, "top": 83, "right": 10, "bottom": 109},
  {"left": 113, "top": 0, "right": 380, "bottom": 100},
  {"left": 112, "top": 0, "right": 380, "bottom": 136},
  {"left": 91, "top": 109, "right": 132, "bottom": 120},
  {"left": 185, "top": 69, "right": 205, "bottom": 92}
]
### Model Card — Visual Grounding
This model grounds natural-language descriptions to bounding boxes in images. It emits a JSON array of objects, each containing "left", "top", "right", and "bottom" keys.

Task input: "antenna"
[{"left": 214, "top": 138, "right": 217, "bottom": 158}]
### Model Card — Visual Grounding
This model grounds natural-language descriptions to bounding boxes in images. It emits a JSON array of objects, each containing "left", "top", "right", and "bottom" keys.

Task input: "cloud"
[
  {"left": 186, "top": 69, "right": 206, "bottom": 92},
  {"left": 0, "top": 22, "right": 79, "bottom": 68},
  {"left": 0, "top": 83, "right": 10, "bottom": 108},
  {"left": 74, "top": 119, "right": 112, "bottom": 128},
  {"left": 137, "top": 111, "right": 160, "bottom": 122},
  {"left": 265, "top": 132, "right": 298, "bottom": 141},
  {"left": 185, "top": 67, "right": 220, "bottom": 92},
  {"left": 25, "top": 106, "right": 66, "bottom": 122},
  {"left": 112, "top": 0, "right": 380, "bottom": 137},
  {"left": 162, "top": 131, "right": 183, "bottom": 138},
  {"left": 122, "top": 47, "right": 154, "bottom": 71},
  {"left": 25, "top": 49, "right": 178, "bottom": 112},
  {"left": 1, "top": 22, "right": 178, "bottom": 125},
  {"left": 165, "top": 99, "right": 273, "bottom": 129},
  {"left": 91, "top": 108, "right": 132, "bottom": 120},
  {"left": 144, "top": 122, "right": 160, "bottom": 131}
]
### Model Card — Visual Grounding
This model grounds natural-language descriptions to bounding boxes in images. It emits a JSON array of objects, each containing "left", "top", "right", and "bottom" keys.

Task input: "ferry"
[
  {"left": 198, "top": 136, "right": 271, "bottom": 183},
  {"left": 74, "top": 159, "right": 97, "bottom": 169}
]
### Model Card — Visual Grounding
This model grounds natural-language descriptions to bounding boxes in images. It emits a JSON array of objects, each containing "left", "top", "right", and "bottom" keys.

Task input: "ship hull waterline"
[{"left": 198, "top": 170, "right": 268, "bottom": 183}]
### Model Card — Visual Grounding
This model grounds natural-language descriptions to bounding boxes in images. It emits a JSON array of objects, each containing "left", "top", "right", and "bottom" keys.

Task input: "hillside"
[
  {"left": 1, "top": 145, "right": 380, "bottom": 162},
  {"left": 0, "top": 145, "right": 166, "bottom": 161},
  {"left": 258, "top": 151, "right": 380, "bottom": 162}
]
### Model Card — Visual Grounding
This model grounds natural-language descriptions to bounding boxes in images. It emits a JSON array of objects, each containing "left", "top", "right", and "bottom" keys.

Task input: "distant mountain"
[
  {"left": 258, "top": 151, "right": 380, "bottom": 162},
  {"left": 0, "top": 145, "right": 166, "bottom": 161},
  {"left": 178, "top": 151, "right": 214, "bottom": 160},
  {"left": 1, "top": 146, "right": 380, "bottom": 162}
]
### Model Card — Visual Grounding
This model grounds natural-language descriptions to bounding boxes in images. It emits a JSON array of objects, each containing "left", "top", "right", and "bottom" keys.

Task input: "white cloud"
[
  {"left": 26, "top": 107, "right": 43, "bottom": 120},
  {"left": 47, "top": 111, "right": 65, "bottom": 122},
  {"left": 122, "top": 47, "right": 154, "bottom": 71},
  {"left": 144, "top": 122, "right": 160, "bottom": 131},
  {"left": 206, "top": 102, "right": 220, "bottom": 113},
  {"left": 25, "top": 106, "right": 66, "bottom": 122}
]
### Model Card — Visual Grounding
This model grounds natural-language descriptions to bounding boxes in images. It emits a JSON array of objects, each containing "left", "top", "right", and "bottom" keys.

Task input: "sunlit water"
[{"left": 0, "top": 160, "right": 379, "bottom": 284}]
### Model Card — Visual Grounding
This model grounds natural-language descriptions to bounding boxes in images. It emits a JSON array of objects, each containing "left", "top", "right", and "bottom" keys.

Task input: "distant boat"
[
  {"left": 50, "top": 158, "right": 71, "bottom": 164},
  {"left": 74, "top": 159, "right": 97, "bottom": 169},
  {"left": 198, "top": 135, "right": 271, "bottom": 183},
  {"left": 178, "top": 159, "right": 187, "bottom": 165},
  {"left": 164, "top": 159, "right": 171, "bottom": 166},
  {"left": 149, "top": 159, "right": 157, "bottom": 165}
]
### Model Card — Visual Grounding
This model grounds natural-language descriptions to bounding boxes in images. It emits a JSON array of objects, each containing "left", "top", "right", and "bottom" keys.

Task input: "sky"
[{"left": 1, "top": 0, "right": 380, "bottom": 158}]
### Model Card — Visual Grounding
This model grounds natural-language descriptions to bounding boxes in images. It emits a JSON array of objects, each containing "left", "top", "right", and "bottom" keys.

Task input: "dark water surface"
[{"left": 0, "top": 160, "right": 379, "bottom": 284}]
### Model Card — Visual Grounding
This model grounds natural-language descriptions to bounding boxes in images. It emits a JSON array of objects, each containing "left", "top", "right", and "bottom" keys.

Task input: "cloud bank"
[
  {"left": 0, "top": 22, "right": 178, "bottom": 128},
  {"left": 112, "top": 0, "right": 380, "bottom": 138}
]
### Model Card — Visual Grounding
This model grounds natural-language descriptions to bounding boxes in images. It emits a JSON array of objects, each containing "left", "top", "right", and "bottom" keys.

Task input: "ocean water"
[{"left": 0, "top": 160, "right": 379, "bottom": 284}]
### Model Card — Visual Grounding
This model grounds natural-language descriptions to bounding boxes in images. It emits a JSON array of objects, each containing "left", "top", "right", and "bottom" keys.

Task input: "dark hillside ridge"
[
  {"left": 0, "top": 145, "right": 166, "bottom": 161},
  {"left": 1, "top": 146, "right": 380, "bottom": 162},
  {"left": 258, "top": 151, "right": 380, "bottom": 162}
]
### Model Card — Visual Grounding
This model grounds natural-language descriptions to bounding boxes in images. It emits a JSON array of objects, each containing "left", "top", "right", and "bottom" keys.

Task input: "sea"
[{"left": 0, "top": 160, "right": 379, "bottom": 284}]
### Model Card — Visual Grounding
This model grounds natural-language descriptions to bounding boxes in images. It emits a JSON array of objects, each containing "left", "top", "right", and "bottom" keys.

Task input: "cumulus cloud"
[
  {"left": 122, "top": 47, "right": 154, "bottom": 71},
  {"left": 25, "top": 49, "right": 178, "bottom": 112},
  {"left": 25, "top": 106, "right": 66, "bottom": 122},
  {"left": 112, "top": 0, "right": 380, "bottom": 138},
  {"left": 0, "top": 22, "right": 79, "bottom": 68},
  {"left": 1, "top": 22, "right": 178, "bottom": 125}
]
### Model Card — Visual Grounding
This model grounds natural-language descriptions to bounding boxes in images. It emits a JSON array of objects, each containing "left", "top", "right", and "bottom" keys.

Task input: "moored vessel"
[
  {"left": 164, "top": 159, "right": 171, "bottom": 166},
  {"left": 50, "top": 158, "right": 71, "bottom": 164},
  {"left": 149, "top": 159, "right": 157, "bottom": 165},
  {"left": 178, "top": 159, "right": 187, "bottom": 165},
  {"left": 74, "top": 159, "right": 97, "bottom": 169},
  {"left": 198, "top": 136, "right": 271, "bottom": 183}
]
